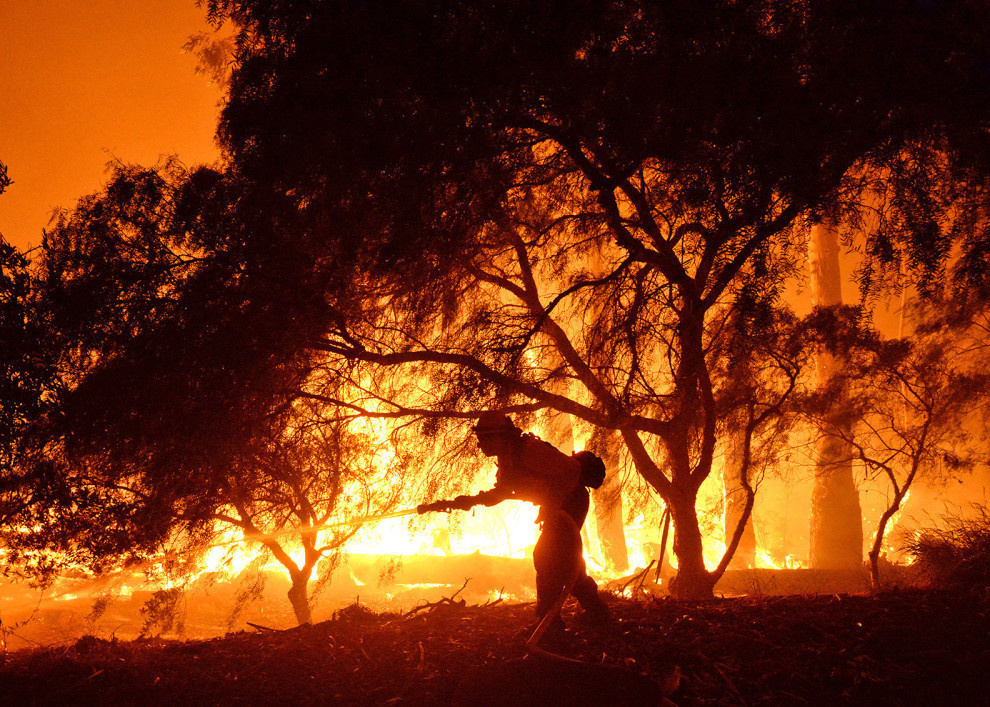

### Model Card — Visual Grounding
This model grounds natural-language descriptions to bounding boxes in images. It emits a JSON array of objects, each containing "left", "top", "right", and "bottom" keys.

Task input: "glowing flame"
[
  {"left": 754, "top": 548, "right": 806, "bottom": 570},
  {"left": 13, "top": 413, "right": 843, "bottom": 628},
  {"left": 345, "top": 501, "right": 539, "bottom": 558}
]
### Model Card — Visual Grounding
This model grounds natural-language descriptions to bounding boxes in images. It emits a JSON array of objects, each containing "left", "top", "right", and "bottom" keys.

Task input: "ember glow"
[
  {"left": 2, "top": 2, "right": 988, "bottom": 666},
  {"left": 0, "top": 431, "right": 963, "bottom": 652}
]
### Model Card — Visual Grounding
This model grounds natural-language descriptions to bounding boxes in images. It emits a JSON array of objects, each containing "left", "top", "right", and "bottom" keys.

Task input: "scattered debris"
[{"left": 1, "top": 589, "right": 987, "bottom": 705}]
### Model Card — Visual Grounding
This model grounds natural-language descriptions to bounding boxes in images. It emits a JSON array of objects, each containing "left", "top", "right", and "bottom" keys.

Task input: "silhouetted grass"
[{"left": 905, "top": 504, "right": 990, "bottom": 593}]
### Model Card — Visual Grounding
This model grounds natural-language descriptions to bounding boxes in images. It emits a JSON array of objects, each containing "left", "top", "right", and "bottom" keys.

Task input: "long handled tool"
[
  {"left": 525, "top": 565, "right": 582, "bottom": 662},
  {"left": 210, "top": 506, "right": 427, "bottom": 551},
  {"left": 524, "top": 511, "right": 586, "bottom": 663},
  {"left": 321, "top": 506, "right": 422, "bottom": 528},
  {"left": 211, "top": 498, "right": 456, "bottom": 552}
]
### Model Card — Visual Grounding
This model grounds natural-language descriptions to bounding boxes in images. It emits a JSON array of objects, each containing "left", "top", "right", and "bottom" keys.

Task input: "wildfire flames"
[{"left": 0, "top": 412, "right": 971, "bottom": 652}]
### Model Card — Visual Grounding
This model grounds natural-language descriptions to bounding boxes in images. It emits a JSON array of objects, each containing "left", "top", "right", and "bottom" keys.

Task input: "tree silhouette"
[
  {"left": 198, "top": 0, "right": 990, "bottom": 597},
  {"left": 0, "top": 159, "right": 10, "bottom": 195},
  {"left": 803, "top": 303, "right": 990, "bottom": 588},
  {"left": 0, "top": 158, "right": 65, "bottom": 557},
  {"left": 16, "top": 162, "right": 415, "bottom": 620},
  {"left": 0, "top": 238, "right": 47, "bottom": 532},
  {"left": 17, "top": 2, "right": 988, "bottom": 602}
]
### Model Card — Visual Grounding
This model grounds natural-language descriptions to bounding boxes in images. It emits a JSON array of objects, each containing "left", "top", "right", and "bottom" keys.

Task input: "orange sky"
[{"left": 0, "top": 0, "right": 223, "bottom": 250}]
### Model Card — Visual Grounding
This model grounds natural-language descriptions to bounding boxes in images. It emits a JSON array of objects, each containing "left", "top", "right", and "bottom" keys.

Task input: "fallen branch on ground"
[{"left": 401, "top": 578, "right": 471, "bottom": 619}]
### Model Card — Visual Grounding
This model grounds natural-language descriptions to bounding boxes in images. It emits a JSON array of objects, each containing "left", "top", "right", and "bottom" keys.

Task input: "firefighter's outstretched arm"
[{"left": 417, "top": 487, "right": 510, "bottom": 514}]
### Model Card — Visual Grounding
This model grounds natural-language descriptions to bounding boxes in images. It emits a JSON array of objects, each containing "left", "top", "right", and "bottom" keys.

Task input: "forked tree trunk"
[
  {"left": 287, "top": 570, "right": 313, "bottom": 625},
  {"left": 621, "top": 421, "right": 715, "bottom": 598},
  {"left": 655, "top": 311, "right": 720, "bottom": 600},
  {"left": 808, "top": 222, "right": 863, "bottom": 569},
  {"left": 667, "top": 485, "right": 715, "bottom": 599}
]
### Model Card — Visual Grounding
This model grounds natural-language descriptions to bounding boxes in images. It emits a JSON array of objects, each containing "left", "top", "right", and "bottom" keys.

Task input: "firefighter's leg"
[
  {"left": 532, "top": 513, "right": 581, "bottom": 628},
  {"left": 572, "top": 568, "right": 610, "bottom": 620},
  {"left": 533, "top": 531, "right": 567, "bottom": 630}
]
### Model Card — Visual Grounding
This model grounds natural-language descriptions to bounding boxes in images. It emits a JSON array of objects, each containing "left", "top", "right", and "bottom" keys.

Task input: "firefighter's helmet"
[{"left": 472, "top": 411, "right": 516, "bottom": 438}]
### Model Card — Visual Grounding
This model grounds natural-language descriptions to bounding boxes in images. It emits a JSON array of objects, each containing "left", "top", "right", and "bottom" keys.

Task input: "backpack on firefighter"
[{"left": 572, "top": 450, "right": 607, "bottom": 489}]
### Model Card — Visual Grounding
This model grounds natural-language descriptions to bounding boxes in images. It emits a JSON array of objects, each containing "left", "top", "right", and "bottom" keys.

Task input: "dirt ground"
[{"left": 2, "top": 588, "right": 987, "bottom": 705}]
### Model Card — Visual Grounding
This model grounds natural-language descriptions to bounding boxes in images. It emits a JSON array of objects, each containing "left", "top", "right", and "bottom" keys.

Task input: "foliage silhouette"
[
  {"left": 196, "top": 0, "right": 990, "bottom": 597},
  {"left": 10, "top": 2, "right": 989, "bottom": 601}
]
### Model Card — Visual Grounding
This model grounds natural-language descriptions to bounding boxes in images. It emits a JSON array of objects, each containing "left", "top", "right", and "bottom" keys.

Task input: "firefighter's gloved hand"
[
  {"left": 417, "top": 496, "right": 474, "bottom": 514},
  {"left": 417, "top": 500, "right": 452, "bottom": 514},
  {"left": 451, "top": 495, "right": 474, "bottom": 511}
]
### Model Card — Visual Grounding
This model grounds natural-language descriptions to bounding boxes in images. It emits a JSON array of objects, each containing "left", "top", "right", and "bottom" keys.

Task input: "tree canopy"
[
  {"left": 9, "top": 1, "right": 989, "bottom": 599},
  {"left": 207, "top": 0, "right": 990, "bottom": 596}
]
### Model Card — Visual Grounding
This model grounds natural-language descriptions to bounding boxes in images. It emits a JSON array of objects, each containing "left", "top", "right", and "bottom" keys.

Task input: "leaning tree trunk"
[
  {"left": 621, "top": 424, "right": 715, "bottom": 599},
  {"left": 862, "top": 284, "right": 917, "bottom": 588},
  {"left": 723, "top": 424, "right": 756, "bottom": 569},
  {"left": 808, "top": 222, "right": 863, "bottom": 569}
]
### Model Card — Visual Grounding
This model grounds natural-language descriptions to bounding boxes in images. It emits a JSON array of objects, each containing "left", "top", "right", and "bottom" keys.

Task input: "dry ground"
[{"left": 2, "top": 588, "right": 988, "bottom": 705}]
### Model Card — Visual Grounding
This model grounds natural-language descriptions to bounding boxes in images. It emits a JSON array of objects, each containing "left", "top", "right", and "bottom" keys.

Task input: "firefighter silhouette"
[{"left": 420, "top": 412, "right": 609, "bottom": 632}]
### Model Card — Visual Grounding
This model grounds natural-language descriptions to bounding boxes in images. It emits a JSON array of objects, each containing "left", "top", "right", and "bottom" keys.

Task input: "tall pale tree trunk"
[
  {"left": 808, "top": 223, "right": 863, "bottom": 569},
  {"left": 592, "top": 433, "right": 630, "bottom": 573},
  {"left": 544, "top": 411, "right": 594, "bottom": 551},
  {"left": 579, "top": 248, "right": 630, "bottom": 574}
]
